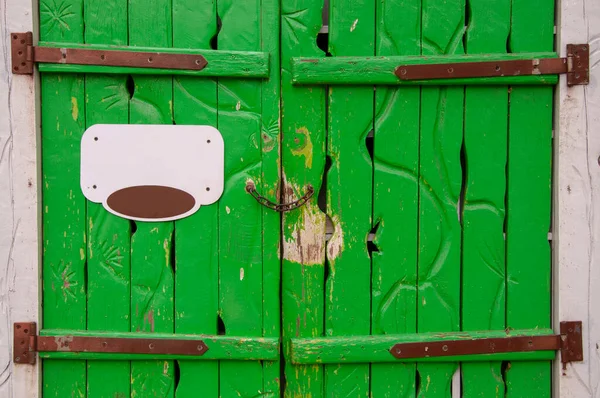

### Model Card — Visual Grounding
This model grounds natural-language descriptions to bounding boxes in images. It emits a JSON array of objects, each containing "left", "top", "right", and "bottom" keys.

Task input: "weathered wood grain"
[
  {"left": 39, "top": 0, "right": 86, "bottom": 396},
  {"left": 325, "top": 0, "right": 374, "bottom": 396},
  {"left": 555, "top": 0, "right": 600, "bottom": 396},
  {"left": 280, "top": 0, "right": 327, "bottom": 395},
  {"left": 461, "top": 0, "right": 510, "bottom": 396},
  {"left": 37, "top": 44, "right": 269, "bottom": 78},
  {"left": 38, "top": 329, "right": 279, "bottom": 361},
  {"left": 172, "top": 1, "right": 219, "bottom": 397},
  {"left": 217, "top": 1, "right": 264, "bottom": 396},
  {"left": 290, "top": 328, "right": 556, "bottom": 364},
  {"left": 290, "top": 53, "right": 560, "bottom": 86},
  {"left": 84, "top": 1, "right": 130, "bottom": 397},
  {"left": 506, "top": 0, "right": 554, "bottom": 396},
  {"left": 371, "top": 0, "right": 420, "bottom": 396},
  {"left": 129, "top": 0, "right": 175, "bottom": 396},
  {"left": 0, "top": 0, "right": 40, "bottom": 396},
  {"left": 417, "top": 0, "right": 465, "bottom": 395}
]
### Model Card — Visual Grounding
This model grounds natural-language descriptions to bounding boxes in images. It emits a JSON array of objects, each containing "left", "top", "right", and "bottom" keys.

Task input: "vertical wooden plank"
[
  {"left": 461, "top": 0, "right": 510, "bottom": 396},
  {"left": 261, "top": 0, "right": 282, "bottom": 395},
  {"left": 556, "top": 0, "right": 600, "bottom": 395},
  {"left": 84, "top": 1, "right": 131, "bottom": 397},
  {"left": 281, "top": 0, "right": 327, "bottom": 395},
  {"left": 371, "top": 0, "right": 420, "bottom": 397},
  {"left": 172, "top": 1, "right": 219, "bottom": 397},
  {"left": 506, "top": 0, "right": 553, "bottom": 395},
  {"left": 39, "top": 0, "right": 86, "bottom": 396},
  {"left": 128, "top": 0, "right": 175, "bottom": 396},
  {"left": 325, "top": 0, "right": 374, "bottom": 396},
  {"left": 418, "top": 0, "right": 464, "bottom": 395},
  {"left": 216, "top": 1, "right": 264, "bottom": 396}
]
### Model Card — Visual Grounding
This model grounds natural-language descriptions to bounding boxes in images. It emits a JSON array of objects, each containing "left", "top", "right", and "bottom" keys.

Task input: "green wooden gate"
[{"left": 38, "top": 0, "right": 556, "bottom": 396}]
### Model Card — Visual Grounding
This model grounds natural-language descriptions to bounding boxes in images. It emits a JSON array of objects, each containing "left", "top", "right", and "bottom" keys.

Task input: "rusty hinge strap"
[
  {"left": 389, "top": 321, "right": 583, "bottom": 367},
  {"left": 396, "top": 44, "right": 589, "bottom": 86},
  {"left": 11, "top": 32, "right": 208, "bottom": 75},
  {"left": 14, "top": 322, "right": 209, "bottom": 365}
]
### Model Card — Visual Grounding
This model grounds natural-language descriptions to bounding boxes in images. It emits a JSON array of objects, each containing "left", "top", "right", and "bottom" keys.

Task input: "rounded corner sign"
[{"left": 80, "top": 124, "right": 224, "bottom": 222}]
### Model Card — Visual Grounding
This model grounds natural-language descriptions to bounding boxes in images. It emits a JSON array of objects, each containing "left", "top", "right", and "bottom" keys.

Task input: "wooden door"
[
  {"left": 39, "top": 0, "right": 556, "bottom": 397},
  {"left": 40, "top": 0, "right": 280, "bottom": 397},
  {"left": 282, "top": 0, "right": 554, "bottom": 397}
]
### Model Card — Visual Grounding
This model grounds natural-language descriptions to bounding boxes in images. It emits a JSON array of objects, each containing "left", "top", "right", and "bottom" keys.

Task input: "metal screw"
[
  {"left": 93, "top": 185, "right": 97, "bottom": 189},
  {"left": 15, "top": 357, "right": 20, "bottom": 362},
  {"left": 94, "top": 137, "right": 98, "bottom": 141},
  {"left": 12, "top": 34, "right": 18, "bottom": 40},
  {"left": 206, "top": 187, "right": 211, "bottom": 191},
  {"left": 102, "top": 342, "right": 108, "bottom": 348},
  {"left": 197, "top": 345, "right": 204, "bottom": 351},
  {"left": 148, "top": 57, "right": 153, "bottom": 63},
  {"left": 442, "top": 345, "right": 448, "bottom": 352},
  {"left": 400, "top": 69, "right": 407, "bottom": 76},
  {"left": 495, "top": 65, "right": 501, "bottom": 71},
  {"left": 207, "top": 139, "right": 211, "bottom": 144},
  {"left": 100, "top": 54, "right": 105, "bottom": 60},
  {"left": 195, "top": 59, "right": 202, "bottom": 65},
  {"left": 447, "top": 67, "right": 454, "bottom": 74},
  {"left": 149, "top": 343, "right": 155, "bottom": 349},
  {"left": 396, "top": 349, "right": 401, "bottom": 354}
]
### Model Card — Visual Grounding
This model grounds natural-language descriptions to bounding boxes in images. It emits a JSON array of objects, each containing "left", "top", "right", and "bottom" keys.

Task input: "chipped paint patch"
[
  {"left": 282, "top": 179, "right": 326, "bottom": 265},
  {"left": 327, "top": 215, "right": 344, "bottom": 261},
  {"left": 350, "top": 19, "right": 359, "bottom": 32},
  {"left": 240, "top": 268, "right": 245, "bottom": 281},
  {"left": 236, "top": 101, "right": 241, "bottom": 111},
  {"left": 71, "top": 97, "right": 79, "bottom": 121},
  {"left": 226, "top": 206, "right": 231, "bottom": 214},
  {"left": 291, "top": 127, "right": 314, "bottom": 169}
]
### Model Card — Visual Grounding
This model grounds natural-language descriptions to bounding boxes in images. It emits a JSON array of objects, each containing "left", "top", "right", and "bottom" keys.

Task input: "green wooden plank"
[
  {"left": 260, "top": 0, "right": 282, "bottom": 396},
  {"left": 506, "top": 0, "right": 554, "bottom": 396},
  {"left": 128, "top": 0, "right": 175, "bottom": 396},
  {"left": 418, "top": 0, "right": 465, "bottom": 395},
  {"left": 290, "top": 53, "right": 559, "bottom": 85},
  {"left": 37, "top": 43, "right": 269, "bottom": 78},
  {"left": 38, "top": 330, "right": 280, "bottom": 361},
  {"left": 280, "top": 0, "right": 327, "bottom": 395},
  {"left": 39, "top": 0, "right": 87, "bottom": 395},
  {"left": 371, "top": 0, "right": 420, "bottom": 396},
  {"left": 84, "top": 1, "right": 130, "bottom": 397},
  {"left": 172, "top": 1, "right": 219, "bottom": 398},
  {"left": 217, "top": 1, "right": 264, "bottom": 396},
  {"left": 290, "top": 328, "right": 557, "bottom": 364},
  {"left": 325, "top": 0, "right": 374, "bottom": 396},
  {"left": 461, "top": 0, "right": 510, "bottom": 396}
]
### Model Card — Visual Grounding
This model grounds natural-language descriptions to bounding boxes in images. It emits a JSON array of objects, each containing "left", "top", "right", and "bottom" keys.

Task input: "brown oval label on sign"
[{"left": 107, "top": 185, "right": 196, "bottom": 220}]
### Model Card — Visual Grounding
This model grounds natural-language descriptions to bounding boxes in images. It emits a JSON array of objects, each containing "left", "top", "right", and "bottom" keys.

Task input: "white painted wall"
[
  {"left": 555, "top": 0, "right": 600, "bottom": 396},
  {"left": 0, "top": 0, "right": 39, "bottom": 397}
]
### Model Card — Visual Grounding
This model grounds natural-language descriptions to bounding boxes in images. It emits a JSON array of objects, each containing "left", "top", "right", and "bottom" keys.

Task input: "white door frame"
[
  {"left": 0, "top": 0, "right": 40, "bottom": 397},
  {"left": 554, "top": 0, "right": 600, "bottom": 396}
]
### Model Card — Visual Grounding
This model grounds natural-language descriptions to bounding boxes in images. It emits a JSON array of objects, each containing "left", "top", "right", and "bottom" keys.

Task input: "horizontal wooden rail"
[
  {"left": 34, "top": 42, "right": 269, "bottom": 78},
  {"left": 290, "top": 328, "right": 559, "bottom": 364},
  {"left": 30, "top": 329, "right": 279, "bottom": 361},
  {"left": 291, "top": 52, "right": 560, "bottom": 86}
]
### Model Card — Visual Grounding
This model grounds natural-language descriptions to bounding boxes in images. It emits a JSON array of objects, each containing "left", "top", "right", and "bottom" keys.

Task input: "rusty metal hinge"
[
  {"left": 389, "top": 321, "right": 583, "bottom": 368},
  {"left": 396, "top": 44, "right": 590, "bottom": 86},
  {"left": 11, "top": 32, "right": 208, "bottom": 75},
  {"left": 14, "top": 322, "right": 209, "bottom": 365}
]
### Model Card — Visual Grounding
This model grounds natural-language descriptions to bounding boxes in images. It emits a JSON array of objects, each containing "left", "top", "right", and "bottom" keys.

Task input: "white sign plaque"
[{"left": 81, "top": 124, "right": 224, "bottom": 222}]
